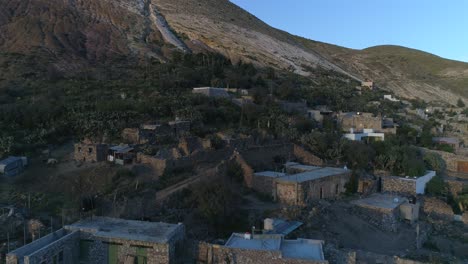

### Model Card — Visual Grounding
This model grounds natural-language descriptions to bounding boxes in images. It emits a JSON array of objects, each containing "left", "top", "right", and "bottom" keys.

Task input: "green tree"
[
  {"left": 425, "top": 176, "right": 448, "bottom": 197},
  {"left": 423, "top": 152, "right": 446, "bottom": 174}
]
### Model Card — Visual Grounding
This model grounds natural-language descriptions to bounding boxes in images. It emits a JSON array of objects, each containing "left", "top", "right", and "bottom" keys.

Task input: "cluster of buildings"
[{"left": 6, "top": 216, "right": 328, "bottom": 264}]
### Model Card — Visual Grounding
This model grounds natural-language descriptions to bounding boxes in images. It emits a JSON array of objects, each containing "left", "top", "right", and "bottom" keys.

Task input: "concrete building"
[
  {"left": 192, "top": 87, "right": 230, "bottom": 98},
  {"left": 223, "top": 233, "right": 327, "bottom": 263},
  {"left": 74, "top": 140, "right": 108, "bottom": 163},
  {"left": 0, "top": 156, "right": 27, "bottom": 177},
  {"left": 268, "top": 166, "right": 351, "bottom": 206},
  {"left": 7, "top": 217, "right": 185, "bottom": 264},
  {"left": 338, "top": 112, "right": 397, "bottom": 135},
  {"left": 263, "top": 218, "right": 303, "bottom": 236}
]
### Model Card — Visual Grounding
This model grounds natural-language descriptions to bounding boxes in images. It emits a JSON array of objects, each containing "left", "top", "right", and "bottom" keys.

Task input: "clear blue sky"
[{"left": 230, "top": 0, "right": 468, "bottom": 62}]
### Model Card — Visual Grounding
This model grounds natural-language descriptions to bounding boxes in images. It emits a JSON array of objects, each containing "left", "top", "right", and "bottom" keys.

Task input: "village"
[{"left": 1, "top": 82, "right": 468, "bottom": 264}]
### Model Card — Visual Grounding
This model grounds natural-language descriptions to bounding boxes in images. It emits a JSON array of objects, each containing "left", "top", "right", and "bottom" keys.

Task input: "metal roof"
[
  {"left": 254, "top": 171, "right": 286, "bottom": 178},
  {"left": 109, "top": 145, "right": 134, "bottom": 153}
]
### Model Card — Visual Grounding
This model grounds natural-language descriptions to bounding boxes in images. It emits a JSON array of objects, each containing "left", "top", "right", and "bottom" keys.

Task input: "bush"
[
  {"left": 425, "top": 176, "right": 448, "bottom": 196},
  {"left": 423, "top": 152, "right": 446, "bottom": 174}
]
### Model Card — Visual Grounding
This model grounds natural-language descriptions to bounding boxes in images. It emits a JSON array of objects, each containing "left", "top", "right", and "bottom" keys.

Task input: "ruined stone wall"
[
  {"left": 233, "top": 152, "right": 255, "bottom": 188},
  {"left": 381, "top": 176, "right": 416, "bottom": 195},
  {"left": 196, "top": 242, "right": 328, "bottom": 264},
  {"left": 239, "top": 143, "right": 294, "bottom": 171},
  {"left": 122, "top": 128, "right": 140, "bottom": 144},
  {"left": 421, "top": 197, "right": 454, "bottom": 222},
  {"left": 446, "top": 179, "right": 465, "bottom": 197},
  {"left": 252, "top": 176, "right": 275, "bottom": 196},
  {"left": 355, "top": 250, "right": 424, "bottom": 264},
  {"left": 352, "top": 206, "right": 400, "bottom": 232},
  {"left": 293, "top": 144, "right": 324, "bottom": 166},
  {"left": 137, "top": 153, "right": 193, "bottom": 178}
]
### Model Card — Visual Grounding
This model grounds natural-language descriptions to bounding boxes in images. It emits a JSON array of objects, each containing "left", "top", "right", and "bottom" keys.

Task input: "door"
[
  {"left": 457, "top": 161, "right": 468, "bottom": 173},
  {"left": 108, "top": 244, "right": 118, "bottom": 264}
]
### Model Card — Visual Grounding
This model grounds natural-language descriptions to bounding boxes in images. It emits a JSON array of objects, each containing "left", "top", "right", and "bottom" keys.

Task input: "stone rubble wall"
[
  {"left": 446, "top": 179, "right": 466, "bottom": 197},
  {"left": 293, "top": 144, "right": 324, "bottom": 166},
  {"left": 381, "top": 176, "right": 416, "bottom": 195},
  {"left": 196, "top": 242, "right": 328, "bottom": 264},
  {"left": 351, "top": 205, "right": 400, "bottom": 232},
  {"left": 252, "top": 175, "right": 275, "bottom": 196},
  {"left": 421, "top": 197, "right": 454, "bottom": 222}
]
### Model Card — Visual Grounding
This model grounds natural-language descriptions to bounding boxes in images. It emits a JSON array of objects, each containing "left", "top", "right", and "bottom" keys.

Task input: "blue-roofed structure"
[{"left": 0, "top": 156, "right": 27, "bottom": 177}]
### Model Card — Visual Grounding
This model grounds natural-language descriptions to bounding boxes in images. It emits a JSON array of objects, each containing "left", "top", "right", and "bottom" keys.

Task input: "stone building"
[
  {"left": 274, "top": 167, "right": 351, "bottom": 206},
  {"left": 432, "top": 137, "right": 461, "bottom": 152},
  {"left": 381, "top": 171, "right": 436, "bottom": 195},
  {"left": 252, "top": 171, "right": 286, "bottom": 195},
  {"left": 74, "top": 139, "right": 108, "bottom": 163},
  {"left": 7, "top": 217, "right": 185, "bottom": 264},
  {"left": 196, "top": 233, "right": 327, "bottom": 264},
  {"left": 351, "top": 194, "right": 419, "bottom": 232},
  {"left": 338, "top": 112, "right": 396, "bottom": 135}
]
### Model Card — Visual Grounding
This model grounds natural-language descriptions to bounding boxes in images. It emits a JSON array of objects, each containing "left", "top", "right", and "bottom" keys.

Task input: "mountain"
[{"left": 1, "top": 0, "right": 467, "bottom": 104}]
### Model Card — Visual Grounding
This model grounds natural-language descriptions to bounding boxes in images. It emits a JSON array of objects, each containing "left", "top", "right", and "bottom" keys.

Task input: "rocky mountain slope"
[{"left": 1, "top": 0, "right": 467, "bottom": 104}]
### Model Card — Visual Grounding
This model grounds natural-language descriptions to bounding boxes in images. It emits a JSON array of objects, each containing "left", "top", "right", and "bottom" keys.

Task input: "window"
[
  {"left": 336, "top": 184, "right": 339, "bottom": 195},
  {"left": 88, "top": 148, "right": 93, "bottom": 154},
  {"left": 320, "top": 187, "right": 323, "bottom": 199},
  {"left": 78, "top": 147, "right": 82, "bottom": 153}
]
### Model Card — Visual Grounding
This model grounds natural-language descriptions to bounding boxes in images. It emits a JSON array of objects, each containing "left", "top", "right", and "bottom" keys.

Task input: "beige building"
[{"left": 74, "top": 139, "right": 108, "bottom": 163}]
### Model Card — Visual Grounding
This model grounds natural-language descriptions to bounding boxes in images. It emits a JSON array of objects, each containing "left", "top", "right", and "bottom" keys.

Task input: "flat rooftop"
[
  {"left": 65, "top": 217, "right": 182, "bottom": 244},
  {"left": 277, "top": 167, "right": 350, "bottom": 183},
  {"left": 281, "top": 239, "right": 325, "bottom": 261},
  {"left": 351, "top": 193, "right": 407, "bottom": 212},
  {"left": 285, "top": 162, "right": 321, "bottom": 172},
  {"left": 254, "top": 171, "right": 286, "bottom": 178},
  {"left": 226, "top": 233, "right": 282, "bottom": 251},
  {"left": 225, "top": 234, "right": 324, "bottom": 261}
]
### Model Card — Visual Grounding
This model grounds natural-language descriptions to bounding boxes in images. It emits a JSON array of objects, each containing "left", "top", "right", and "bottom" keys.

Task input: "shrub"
[
  {"left": 425, "top": 176, "right": 448, "bottom": 197},
  {"left": 423, "top": 152, "right": 446, "bottom": 174}
]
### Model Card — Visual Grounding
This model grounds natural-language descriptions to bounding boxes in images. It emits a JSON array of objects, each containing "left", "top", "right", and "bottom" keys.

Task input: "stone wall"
[
  {"left": 239, "top": 143, "right": 294, "bottom": 171},
  {"left": 252, "top": 175, "right": 275, "bottom": 196},
  {"left": 233, "top": 151, "right": 255, "bottom": 188},
  {"left": 421, "top": 148, "right": 468, "bottom": 173},
  {"left": 381, "top": 176, "right": 417, "bottom": 195},
  {"left": 137, "top": 153, "right": 192, "bottom": 178},
  {"left": 275, "top": 182, "right": 298, "bottom": 205},
  {"left": 339, "top": 114, "right": 382, "bottom": 132},
  {"left": 275, "top": 172, "right": 351, "bottom": 206},
  {"left": 352, "top": 206, "right": 400, "bottom": 232},
  {"left": 421, "top": 197, "right": 454, "bottom": 222},
  {"left": 463, "top": 212, "right": 468, "bottom": 225},
  {"left": 122, "top": 128, "right": 140, "bottom": 144},
  {"left": 74, "top": 143, "right": 108, "bottom": 162},
  {"left": 446, "top": 179, "right": 465, "bottom": 197},
  {"left": 301, "top": 173, "right": 351, "bottom": 202},
  {"left": 196, "top": 242, "right": 328, "bottom": 264},
  {"left": 355, "top": 250, "right": 424, "bottom": 264},
  {"left": 293, "top": 144, "right": 324, "bottom": 166}
]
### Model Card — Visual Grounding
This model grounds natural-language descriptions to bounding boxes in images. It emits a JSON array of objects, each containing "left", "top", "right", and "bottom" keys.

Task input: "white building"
[{"left": 343, "top": 129, "right": 385, "bottom": 142}]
